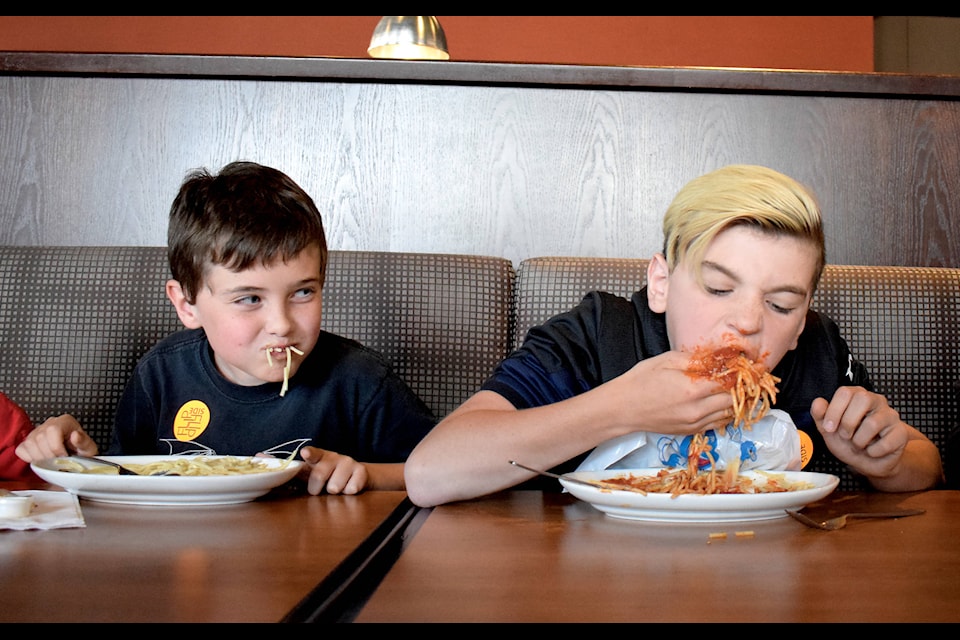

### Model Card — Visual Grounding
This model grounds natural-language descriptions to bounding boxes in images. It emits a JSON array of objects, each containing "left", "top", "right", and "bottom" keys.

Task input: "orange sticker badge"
[
  {"left": 173, "top": 400, "right": 211, "bottom": 442},
  {"left": 798, "top": 430, "right": 814, "bottom": 469}
]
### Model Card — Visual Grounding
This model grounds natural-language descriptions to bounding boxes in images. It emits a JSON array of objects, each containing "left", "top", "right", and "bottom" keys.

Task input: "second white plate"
[{"left": 559, "top": 468, "right": 839, "bottom": 523}]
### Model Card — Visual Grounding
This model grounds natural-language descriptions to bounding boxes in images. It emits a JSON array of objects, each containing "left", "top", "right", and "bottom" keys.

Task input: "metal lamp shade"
[{"left": 367, "top": 16, "right": 450, "bottom": 60}]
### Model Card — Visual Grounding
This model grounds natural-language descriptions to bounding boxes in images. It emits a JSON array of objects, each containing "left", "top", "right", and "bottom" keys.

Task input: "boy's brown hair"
[{"left": 168, "top": 161, "right": 328, "bottom": 303}]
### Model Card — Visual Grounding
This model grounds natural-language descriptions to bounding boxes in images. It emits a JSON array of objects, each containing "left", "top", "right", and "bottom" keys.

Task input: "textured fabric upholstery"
[
  {"left": 812, "top": 265, "right": 960, "bottom": 487},
  {"left": 513, "top": 257, "right": 650, "bottom": 351},
  {"left": 0, "top": 247, "right": 179, "bottom": 454},
  {"left": 0, "top": 247, "right": 513, "bottom": 451},
  {"left": 514, "top": 257, "right": 960, "bottom": 490},
  {"left": 321, "top": 251, "right": 514, "bottom": 420},
  {"left": 3, "top": 246, "right": 955, "bottom": 490}
]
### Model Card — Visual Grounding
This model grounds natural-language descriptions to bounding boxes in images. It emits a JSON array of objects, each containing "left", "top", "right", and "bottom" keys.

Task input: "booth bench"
[{"left": 2, "top": 246, "right": 957, "bottom": 490}]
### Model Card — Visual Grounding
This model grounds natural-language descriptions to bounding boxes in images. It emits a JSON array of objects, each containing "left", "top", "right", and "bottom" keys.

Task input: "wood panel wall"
[{"left": 2, "top": 53, "right": 960, "bottom": 268}]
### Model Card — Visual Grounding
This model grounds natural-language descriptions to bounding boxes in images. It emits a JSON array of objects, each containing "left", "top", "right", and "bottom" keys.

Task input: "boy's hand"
[
  {"left": 298, "top": 446, "right": 369, "bottom": 495},
  {"left": 810, "top": 386, "right": 909, "bottom": 479},
  {"left": 15, "top": 414, "right": 99, "bottom": 462},
  {"left": 621, "top": 350, "right": 737, "bottom": 435}
]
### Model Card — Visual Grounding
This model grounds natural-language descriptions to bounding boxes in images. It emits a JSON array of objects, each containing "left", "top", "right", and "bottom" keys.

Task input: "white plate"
[
  {"left": 559, "top": 468, "right": 839, "bottom": 523},
  {"left": 31, "top": 455, "right": 303, "bottom": 507}
]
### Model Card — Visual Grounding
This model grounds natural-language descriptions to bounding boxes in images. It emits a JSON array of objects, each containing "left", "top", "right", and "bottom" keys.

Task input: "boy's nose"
[
  {"left": 266, "top": 305, "right": 294, "bottom": 335},
  {"left": 731, "top": 301, "right": 763, "bottom": 335}
]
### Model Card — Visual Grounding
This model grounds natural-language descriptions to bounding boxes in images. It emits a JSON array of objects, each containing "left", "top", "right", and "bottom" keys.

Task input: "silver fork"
[
  {"left": 786, "top": 508, "right": 926, "bottom": 530},
  {"left": 66, "top": 456, "right": 176, "bottom": 476},
  {"left": 507, "top": 460, "right": 651, "bottom": 493}
]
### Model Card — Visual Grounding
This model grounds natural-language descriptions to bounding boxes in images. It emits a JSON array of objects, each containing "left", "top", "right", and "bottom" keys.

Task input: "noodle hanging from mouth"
[{"left": 266, "top": 346, "right": 304, "bottom": 397}]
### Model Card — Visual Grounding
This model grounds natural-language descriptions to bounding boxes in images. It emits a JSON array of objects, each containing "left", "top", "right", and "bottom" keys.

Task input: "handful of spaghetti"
[{"left": 686, "top": 343, "right": 780, "bottom": 432}]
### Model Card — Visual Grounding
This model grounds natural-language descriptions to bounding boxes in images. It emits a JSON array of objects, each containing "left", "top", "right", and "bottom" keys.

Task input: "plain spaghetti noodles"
[
  {"left": 266, "top": 345, "right": 304, "bottom": 397},
  {"left": 55, "top": 455, "right": 295, "bottom": 477},
  {"left": 121, "top": 456, "right": 287, "bottom": 476}
]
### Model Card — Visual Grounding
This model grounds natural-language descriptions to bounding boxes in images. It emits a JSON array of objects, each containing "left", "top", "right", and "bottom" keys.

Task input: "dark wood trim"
[{"left": 2, "top": 51, "right": 960, "bottom": 98}]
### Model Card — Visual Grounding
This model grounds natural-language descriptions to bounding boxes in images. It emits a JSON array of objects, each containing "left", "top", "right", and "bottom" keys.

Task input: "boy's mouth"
[{"left": 265, "top": 345, "right": 301, "bottom": 365}]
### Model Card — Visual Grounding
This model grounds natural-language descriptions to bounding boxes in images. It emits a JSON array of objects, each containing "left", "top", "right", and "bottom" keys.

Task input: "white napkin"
[
  {"left": 0, "top": 490, "right": 85, "bottom": 531},
  {"left": 576, "top": 408, "right": 802, "bottom": 473}
]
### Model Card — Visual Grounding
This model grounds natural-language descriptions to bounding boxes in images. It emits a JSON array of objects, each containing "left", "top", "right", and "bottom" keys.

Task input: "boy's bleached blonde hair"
[{"left": 662, "top": 164, "right": 826, "bottom": 290}]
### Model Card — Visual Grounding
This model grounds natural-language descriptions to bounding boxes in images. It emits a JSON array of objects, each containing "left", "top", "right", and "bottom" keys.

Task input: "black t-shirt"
[
  {"left": 483, "top": 289, "right": 871, "bottom": 486},
  {"left": 108, "top": 328, "right": 437, "bottom": 461}
]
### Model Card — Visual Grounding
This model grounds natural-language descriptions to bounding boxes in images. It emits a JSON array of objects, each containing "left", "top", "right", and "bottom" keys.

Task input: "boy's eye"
[
  {"left": 704, "top": 285, "right": 730, "bottom": 296},
  {"left": 293, "top": 287, "right": 318, "bottom": 300},
  {"left": 769, "top": 301, "right": 795, "bottom": 315},
  {"left": 235, "top": 294, "right": 261, "bottom": 305},
  {"left": 705, "top": 283, "right": 798, "bottom": 315}
]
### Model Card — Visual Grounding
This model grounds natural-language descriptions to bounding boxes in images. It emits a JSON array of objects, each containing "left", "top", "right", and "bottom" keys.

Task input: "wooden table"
[
  {"left": 355, "top": 489, "right": 960, "bottom": 623},
  {"left": 0, "top": 481, "right": 414, "bottom": 622}
]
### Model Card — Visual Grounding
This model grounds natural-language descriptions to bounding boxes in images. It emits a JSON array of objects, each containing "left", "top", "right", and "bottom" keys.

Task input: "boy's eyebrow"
[
  {"left": 218, "top": 277, "right": 321, "bottom": 296},
  {"left": 701, "top": 260, "right": 809, "bottom": 296},
  {"left": 293, "top": 276, "right": 323, "bottom": 287},
  {"left": 220, "top": 285, "right": 266, "bottom": 295}
]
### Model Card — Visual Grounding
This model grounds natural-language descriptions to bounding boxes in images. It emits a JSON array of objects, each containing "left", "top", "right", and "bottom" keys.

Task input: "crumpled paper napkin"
[{"left": 0, "top": 490, "right": 85, "bottom": 530}]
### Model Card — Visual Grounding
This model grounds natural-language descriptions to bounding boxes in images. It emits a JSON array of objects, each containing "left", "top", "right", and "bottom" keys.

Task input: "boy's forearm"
[
  {"left": 364, "top": 462, "right": 408, "bottom": 491},
  {"left": 869, "top": 438, "right": 944, "bottom": 492}
]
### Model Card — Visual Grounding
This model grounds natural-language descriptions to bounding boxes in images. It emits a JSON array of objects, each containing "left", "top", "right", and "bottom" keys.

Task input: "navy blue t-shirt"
[
  {"left": 483, "top": 289, "right": 871, "bottom": 485},
  {"left": 108, "top": 328, "right": 436, "bottom": 461}
]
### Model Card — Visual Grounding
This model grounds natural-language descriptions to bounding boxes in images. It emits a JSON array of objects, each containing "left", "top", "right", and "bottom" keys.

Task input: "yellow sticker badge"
[
  {"left": 798, "top": 429, "right": 814, "bottom": 469},
  {"left": 173, "top": 400, "right": 211, "bottom": 442}
]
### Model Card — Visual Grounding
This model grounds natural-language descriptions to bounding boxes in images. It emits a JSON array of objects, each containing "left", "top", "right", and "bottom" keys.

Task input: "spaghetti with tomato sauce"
[
  {"left": 608, "top": 349, "right": 789, "bottom": 496},
  {"left": 598, "top": 461, "right": 812, "bottom": 498},
  {"left": 686, "top": 342, "right": 780, "bottom": 433}
]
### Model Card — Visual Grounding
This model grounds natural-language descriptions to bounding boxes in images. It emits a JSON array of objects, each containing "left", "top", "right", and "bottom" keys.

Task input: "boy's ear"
[
  {"left": 646, "top": 253, "right": 670, "bottom": 313},
  {"left": 165, "top": 279, "right": 203, "bottom": 329}
]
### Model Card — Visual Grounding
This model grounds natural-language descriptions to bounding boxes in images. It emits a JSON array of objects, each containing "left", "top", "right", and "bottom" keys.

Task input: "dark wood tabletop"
[
  {"left": 0, "top": 481, "right": 413, "bottom": 623},
  {"left": 354, "top": 488, "right": 960, "bottom": 623}
]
